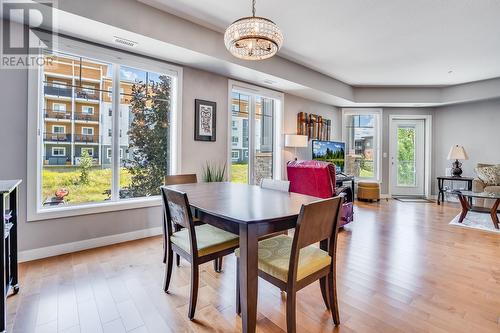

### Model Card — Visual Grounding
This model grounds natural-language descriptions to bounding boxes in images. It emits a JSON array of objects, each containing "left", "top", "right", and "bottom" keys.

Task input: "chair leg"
[
  {"left": 235, "top": 257, "right": 241, "bottom": 315},
  {"left": 188, "top": 264, "right": 199, "bottom": 320},
  {"left": 328, "top": 271, "right": 340, "bottom": 325},
  {"left": 319, "top": 276, "right": 330, "bottom": 310},
  {"left": 286, "top": 289, "right": 297, "bottom": 333},
  {"left": 163, "top": 248, "right": 173, "bottom": 293},
  {"left": 218, "top": 256, "right": 223, "bottom": 272},
  {"left": 213, "top": 258, "right": 218, "bottom": 272}
]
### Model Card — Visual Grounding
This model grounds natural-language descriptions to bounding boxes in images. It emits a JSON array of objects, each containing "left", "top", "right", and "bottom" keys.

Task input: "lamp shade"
[
  {"left": 447, "top": 145, "right": 469, "bottom": 160},
  {"left": 284, "top": 134, "right": 308, "bottom": 148}
]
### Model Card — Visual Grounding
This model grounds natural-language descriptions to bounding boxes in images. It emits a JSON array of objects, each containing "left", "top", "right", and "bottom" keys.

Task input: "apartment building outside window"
[{"left": 27, "top": 37, "right": 182, "bottom": 220}]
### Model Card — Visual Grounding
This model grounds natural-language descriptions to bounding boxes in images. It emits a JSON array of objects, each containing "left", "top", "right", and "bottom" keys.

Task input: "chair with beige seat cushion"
[
  {"left": 161, "top": 187, "right": 239, "bottom": 320},
  {"left": 164, "top": 174, "right": 224, "bottom": 271},
  {"left": 236, "top": 196, "right": 343, "bottom": 333},
  {"left": 472, "top": 163, "right": 500, "bottom": 208}
]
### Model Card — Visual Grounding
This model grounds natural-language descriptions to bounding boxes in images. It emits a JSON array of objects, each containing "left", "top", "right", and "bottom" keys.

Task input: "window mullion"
[{"left": 111, "top": 64, "right": 121, "bottom": 201}]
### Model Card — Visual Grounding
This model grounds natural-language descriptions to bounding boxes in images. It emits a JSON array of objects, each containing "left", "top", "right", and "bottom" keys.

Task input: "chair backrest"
[
  {"left": 286, "top": 160, "right": 337, "bottom": 198},
  {"left": 261, "top": 178, "right": 290, "bottom": 192},
  {"left": 160, "top": 186, "right": 198, "bottom": 256},
  {"left": 164, "top": 174, "right": 197, "bottom": 186},
  {"left": 288, "top": 196, "right": 342, "bottom": 282}
]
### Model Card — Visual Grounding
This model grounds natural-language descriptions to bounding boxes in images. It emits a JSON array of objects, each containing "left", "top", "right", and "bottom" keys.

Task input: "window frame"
[
  {"left": 27, "top": 36, "right": 183, "bottom": 221},
  {"left": 52, "top": 125, "right": 65, "bottom": 134},
  {"left": 52, "top": 147, "right": 66, "bottom": 156},
  {"left": 81, "top": 147, "right": 94, "bottom": 157},
  {"left": 341, "top": 108, "right": 382, "bottom": 181},
  {"left": 52, "top": 102, "right": 66, "bottom": 112},
  {"left": 227, "top": 80, "right": 284, "bottom": 183},
  {"left": 81, "top": 105, "right": 94, "bottom": 115},
  {"left": 81, "top": 127, "right": 94, "bottom": 135}
]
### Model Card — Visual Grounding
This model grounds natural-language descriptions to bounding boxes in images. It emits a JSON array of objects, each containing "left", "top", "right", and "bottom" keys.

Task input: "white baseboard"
[{"left": 18, "top": 227, "right": 163, "bottom": 263}]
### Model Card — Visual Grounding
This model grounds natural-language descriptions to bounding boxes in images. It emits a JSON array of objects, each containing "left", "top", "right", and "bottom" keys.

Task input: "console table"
[
  {"left": 0, "top": 180, "right": 21, "bottom": 333},
  {"left": 437, "top": 176, "right": 473, "bottom": 205}
]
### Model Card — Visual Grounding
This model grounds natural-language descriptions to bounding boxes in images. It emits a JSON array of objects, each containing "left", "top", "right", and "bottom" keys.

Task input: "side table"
[{"left": 437, "top": 176, "right": 473, "bottom": 205}]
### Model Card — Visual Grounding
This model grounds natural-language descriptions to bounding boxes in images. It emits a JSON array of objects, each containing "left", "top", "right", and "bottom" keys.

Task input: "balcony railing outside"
[
  {"left": 74, "top": 113, "right": 99, "bottom": 122},
  {"left": 44, "top": 157, "right": 69, "bottom": 166},
  {"left": 74, "top": 134, "right": 99, "bottom": 143},
  {"left": 43, "top": 132, "right": 71, "bottom": 142},
  {"left": 44, "top": 109, "right": 71, "bottom": 120},
  {"left": 44, "top": 83, "right": 72, "bottom": 98},
  {"left": 75, "top": 89, "right": 99, "bottom": 100}
]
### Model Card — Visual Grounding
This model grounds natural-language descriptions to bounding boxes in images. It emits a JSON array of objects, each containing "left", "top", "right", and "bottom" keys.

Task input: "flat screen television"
[{"left": 312, "top": 140, "right": 345, "bottom": 174}]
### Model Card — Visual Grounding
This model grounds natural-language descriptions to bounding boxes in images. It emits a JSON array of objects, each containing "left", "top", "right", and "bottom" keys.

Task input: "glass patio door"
[
  {"left": 389, "top": 119, "right": 425, "bottom": 196},
  {"left": 230, "top": 89, "right": 278, "bottom": 185}
]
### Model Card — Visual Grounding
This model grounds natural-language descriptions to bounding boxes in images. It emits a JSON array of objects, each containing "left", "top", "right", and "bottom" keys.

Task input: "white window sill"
[{"left": 27, "top": 196, "right": 162, "bottom": 222}]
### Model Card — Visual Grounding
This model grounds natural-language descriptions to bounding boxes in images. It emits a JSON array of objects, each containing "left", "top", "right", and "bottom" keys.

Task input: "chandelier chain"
[{"left": 252, "top": 0, "right": 256, "bottom": 17}]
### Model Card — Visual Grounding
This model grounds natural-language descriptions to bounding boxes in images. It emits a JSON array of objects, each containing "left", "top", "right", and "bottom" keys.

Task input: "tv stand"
[{"left": 336, "top": 173, "right": 355, "bottom": 193}]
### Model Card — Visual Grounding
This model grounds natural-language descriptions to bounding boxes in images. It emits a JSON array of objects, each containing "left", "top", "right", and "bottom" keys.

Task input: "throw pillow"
[{"left": 475, "top": 165, "right": 500, "bottom": 186}]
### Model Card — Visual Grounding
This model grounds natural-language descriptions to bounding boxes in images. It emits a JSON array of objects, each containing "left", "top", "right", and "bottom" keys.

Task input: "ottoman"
[{"left": 357, "top": 181, "right": 380, "bottom": 202}]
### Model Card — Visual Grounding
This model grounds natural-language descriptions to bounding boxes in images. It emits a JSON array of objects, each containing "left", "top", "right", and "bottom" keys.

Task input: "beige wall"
[{"left": 181, "top": 67, "right": 228, "bottom": 180}]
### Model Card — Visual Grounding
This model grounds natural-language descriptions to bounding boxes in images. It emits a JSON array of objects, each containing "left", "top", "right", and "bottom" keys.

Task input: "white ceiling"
[{"left": 140, "top": 0, "right": 500, "bottom": 86}]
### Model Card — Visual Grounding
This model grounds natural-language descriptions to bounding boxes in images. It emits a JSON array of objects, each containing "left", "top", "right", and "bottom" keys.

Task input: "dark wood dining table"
[{"left": 165, "top": 182, "right": 320, "bottom": 333}]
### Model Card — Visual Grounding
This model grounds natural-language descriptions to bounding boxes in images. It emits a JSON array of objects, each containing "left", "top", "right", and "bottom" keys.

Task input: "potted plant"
[{"left": 202, "top": 161, "right": 226, "bottom": 182}]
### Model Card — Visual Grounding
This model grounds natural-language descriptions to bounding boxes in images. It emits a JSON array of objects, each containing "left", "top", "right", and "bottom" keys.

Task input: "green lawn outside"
[
  {"left": 42, "top": 167, "right": 132, "bottom": 205},
  {"left": 231, "top": 163, "right": 248, "bottom": 184}
]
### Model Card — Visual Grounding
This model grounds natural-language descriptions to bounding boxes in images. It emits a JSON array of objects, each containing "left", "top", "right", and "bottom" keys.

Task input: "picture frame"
[{"left": 194, "top": 99, "right": 216, "bottom": 141}]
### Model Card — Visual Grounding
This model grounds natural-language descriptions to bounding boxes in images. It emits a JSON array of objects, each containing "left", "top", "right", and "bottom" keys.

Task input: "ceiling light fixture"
[{"left": 224, "top": 0, "right": 283, "bottom": 61}]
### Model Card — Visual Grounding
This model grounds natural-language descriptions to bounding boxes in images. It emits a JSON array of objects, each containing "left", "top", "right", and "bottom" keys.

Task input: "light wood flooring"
[{"left": 7, "top": 200, "right": 500, "bottom": 333}]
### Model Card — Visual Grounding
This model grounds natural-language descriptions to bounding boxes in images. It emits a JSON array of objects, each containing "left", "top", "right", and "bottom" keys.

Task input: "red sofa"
[{"left": 287, "top": 160, "right": 354, "bottom": 227}]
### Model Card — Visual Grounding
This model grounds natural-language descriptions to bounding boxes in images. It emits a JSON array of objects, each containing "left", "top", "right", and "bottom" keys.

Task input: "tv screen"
[{"left": 312, "top": 140, "right": 345, "bottom": 173}]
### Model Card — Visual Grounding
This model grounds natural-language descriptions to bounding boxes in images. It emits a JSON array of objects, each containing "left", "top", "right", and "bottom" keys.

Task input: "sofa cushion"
[
  {"left": 484, "top": 186, "right": 500, "bottom": 195},
  {"left": 475, "top": 165, "right": 500, "bottom": 186}
]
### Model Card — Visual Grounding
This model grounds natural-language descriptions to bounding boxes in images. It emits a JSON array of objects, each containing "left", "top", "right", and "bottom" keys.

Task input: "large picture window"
[
  {"left": 342, "top": 109, "right": 382, "bottom": 180},
  {"left": 228, "top": 80, "right": 283, "bottom": 185},
  {"left": 28, "top": 38, "right": 181, "bottom": 220}
]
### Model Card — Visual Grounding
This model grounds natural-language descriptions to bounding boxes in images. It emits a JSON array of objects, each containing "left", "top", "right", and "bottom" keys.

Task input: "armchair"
[{"left": 286, "top": 160, "right": 354, "bottom": 227}]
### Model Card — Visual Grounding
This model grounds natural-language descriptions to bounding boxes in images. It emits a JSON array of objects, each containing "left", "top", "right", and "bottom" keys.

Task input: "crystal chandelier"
[{"left": 224, "top": 0, "right": 283, "bottom": 61}]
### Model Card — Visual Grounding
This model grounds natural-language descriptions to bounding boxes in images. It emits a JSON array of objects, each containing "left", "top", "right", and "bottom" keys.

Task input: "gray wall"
[{"left": 434, "top": 98, "right": 500, "bottom": 189}]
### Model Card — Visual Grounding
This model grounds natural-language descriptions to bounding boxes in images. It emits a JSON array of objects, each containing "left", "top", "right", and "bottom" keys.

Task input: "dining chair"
[
  {"left": 161, "top": 187, "right": 239, "bottom": 320},
  {"left": 261, "top": 178, "right": 291, "bottom": 192},
  {"left": 235, "top": 196, "right": 343, "bottom": 332},
  {"left": 164, "top": 174, "right": 198, "bottom": 266}
]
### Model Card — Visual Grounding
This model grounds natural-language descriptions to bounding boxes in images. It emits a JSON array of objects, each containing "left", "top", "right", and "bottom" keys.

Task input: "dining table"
[{"left": 165, "top": 182, "right": 320, "bottom": 333}]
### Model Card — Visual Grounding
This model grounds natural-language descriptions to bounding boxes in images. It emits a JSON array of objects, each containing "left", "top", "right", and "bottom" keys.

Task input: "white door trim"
[{"left": 388, "top": 114, "right": 432, "bottom": 198}]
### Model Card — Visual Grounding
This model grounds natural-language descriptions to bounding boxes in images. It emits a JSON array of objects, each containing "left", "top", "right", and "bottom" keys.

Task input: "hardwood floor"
[{"left": 8, "top": 200, "right": 500, "bottom": 333}]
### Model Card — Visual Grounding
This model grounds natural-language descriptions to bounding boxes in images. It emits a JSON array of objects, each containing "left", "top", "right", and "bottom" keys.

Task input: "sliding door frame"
[{"left": 227, "top": 80, "right": 284, "bottom": 184}]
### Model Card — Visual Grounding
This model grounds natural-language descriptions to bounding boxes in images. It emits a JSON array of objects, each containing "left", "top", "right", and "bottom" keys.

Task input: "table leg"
[
  {"left": 437, "top": 179, "right": 442, "bottom": 205},
  {"left": 239, "top": 224, "right": 259, "bottom": 333},
  {"left": 457, "top": 194, "right": 470, "bottom": 223},
  {"left": 490, "top": 199, "right": 500, "bottom": 230}
]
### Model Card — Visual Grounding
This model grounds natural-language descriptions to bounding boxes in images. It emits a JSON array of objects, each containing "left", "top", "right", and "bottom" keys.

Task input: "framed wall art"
[{"left": 194, "top": 99, "right": 216, "bottom": 141}]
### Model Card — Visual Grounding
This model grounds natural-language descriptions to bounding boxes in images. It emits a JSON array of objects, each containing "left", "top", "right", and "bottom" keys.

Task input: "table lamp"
[
  {"left": 285, "top": 134, "right": 308, "bottom": 160},
  {"left": 447, "top": 145, "right": 469, "bottom": 177}
]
